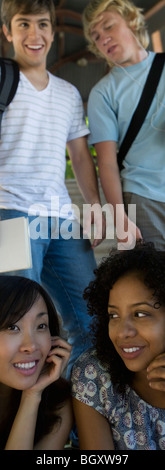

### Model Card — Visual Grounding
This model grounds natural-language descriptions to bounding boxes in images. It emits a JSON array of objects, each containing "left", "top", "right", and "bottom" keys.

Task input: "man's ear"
[{"left": 2, "top": 24, "right": 13, "bottom": 42}]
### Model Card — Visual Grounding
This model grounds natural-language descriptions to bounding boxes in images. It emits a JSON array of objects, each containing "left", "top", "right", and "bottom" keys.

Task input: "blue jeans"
[{"left": 0, "top": 209, "right": 97, "bottom": 377}]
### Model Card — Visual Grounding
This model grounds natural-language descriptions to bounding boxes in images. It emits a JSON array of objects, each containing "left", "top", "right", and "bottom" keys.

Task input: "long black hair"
[
  {"left": 0, "top": 275, "right": 70, "bottom": 448},
  {"left": 83, "top": 241, "right": 165, "bottom": 394},
  {"left": 0, "top": 275, "right": 59, "bottom": 335}
]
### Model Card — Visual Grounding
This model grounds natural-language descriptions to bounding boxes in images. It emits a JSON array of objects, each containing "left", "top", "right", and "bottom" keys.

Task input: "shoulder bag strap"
[
  {"left": 117, "top": 52, "right": 165, "bottom": 170},
  {"left": 0, "top": 58, "right": 19, "bottom": 136}
]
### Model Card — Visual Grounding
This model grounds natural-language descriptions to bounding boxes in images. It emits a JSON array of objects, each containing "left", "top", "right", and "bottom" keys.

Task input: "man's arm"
[
  {"left": 67, "top": 136, "right": 106, "bottom": 247},
  {"left": 95, "top": 141, "right": 142, "bottom": 248}
]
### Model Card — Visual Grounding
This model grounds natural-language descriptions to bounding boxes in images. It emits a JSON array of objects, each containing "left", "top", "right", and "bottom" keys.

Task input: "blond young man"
[{"left": 83, "top": 0, "right": 165, "bottom": 249}]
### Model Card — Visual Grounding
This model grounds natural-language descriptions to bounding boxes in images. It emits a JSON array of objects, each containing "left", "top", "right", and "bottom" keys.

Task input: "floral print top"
[{"left": 71, "top": 348, "right": 165, "bottom": 450}]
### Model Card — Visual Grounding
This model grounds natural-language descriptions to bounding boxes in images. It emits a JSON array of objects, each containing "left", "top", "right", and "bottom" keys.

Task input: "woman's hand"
[
  {"left": 147, "top": 352, "right": 165, "bottom": 391},
  {"left": 24, "top": 337, "right": 72, "bottom": 398},
  {"left": 5, "top": 338, "right": 72, "bottom": 450},
  {"left": 46, "top": 336, "right": 72, "bottom": 379}
]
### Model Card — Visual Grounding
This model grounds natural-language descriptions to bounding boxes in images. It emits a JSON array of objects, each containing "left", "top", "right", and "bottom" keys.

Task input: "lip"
[
  {"left": 119, "top": 345, "right": 145, "bottom": 360},
  {"left": 107, "top": 44, "right": 117, "bottom": 56},
  {"left": 13, "top": 360, "right": 39, "bottom": 376},
  {"left": 25, "top": 44, "right": 44, "bottom": 52}
]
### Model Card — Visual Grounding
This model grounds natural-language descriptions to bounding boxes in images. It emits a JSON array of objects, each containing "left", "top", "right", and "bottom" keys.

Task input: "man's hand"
[
  {"left": 116, "top": 210, "right": 142, "bottom": 250},
  {"left": 83, "top": 203, "right": 106, "bottom": 248}
]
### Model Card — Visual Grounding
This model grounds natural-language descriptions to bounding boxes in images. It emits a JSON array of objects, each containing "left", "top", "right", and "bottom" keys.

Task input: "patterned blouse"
[{"left": 71, "top": 348, "right": 165, "bottom": 450}]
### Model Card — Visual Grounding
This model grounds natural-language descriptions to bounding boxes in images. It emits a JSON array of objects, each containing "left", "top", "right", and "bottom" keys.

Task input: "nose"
[
  {"left": 28, "top": 23, "right": 40, "bottom": 39},
  {"left": 96, "top": 31, "right": 111, "bottom": 48},
  {"left": 103, "top": 35, "right": 111, "bottom": 46},
  {"left": 117, "top": 318, "right": 137, "bottom": 339},
  {"left": 19, "top": 331, "right": 37, "bottom": 353}
]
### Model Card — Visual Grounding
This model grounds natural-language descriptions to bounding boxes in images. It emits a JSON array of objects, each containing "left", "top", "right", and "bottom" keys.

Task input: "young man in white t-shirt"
[
  {"left": 0, "top": 0, "right": 105, "bottom": 377},
  {"left": 83, "top": 0, "right": 165, "bottom": 250}
]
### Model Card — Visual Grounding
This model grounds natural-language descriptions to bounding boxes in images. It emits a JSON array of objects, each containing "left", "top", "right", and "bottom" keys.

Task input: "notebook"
[{"left": 0, "top": 217, "right": 32, "bottom": 273}]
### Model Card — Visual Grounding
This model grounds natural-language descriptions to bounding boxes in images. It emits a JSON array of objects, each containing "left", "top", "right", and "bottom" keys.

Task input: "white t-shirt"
[{"left": 0, "top": 71, "right": 89, "bottom": 217}]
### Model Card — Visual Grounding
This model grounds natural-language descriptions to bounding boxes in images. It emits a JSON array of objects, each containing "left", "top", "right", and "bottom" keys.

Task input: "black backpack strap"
[
  {"left": 0, "top": 58, "right": 19, "bottom": 137},
  {"left": 117, "top": 52, "right": 165, "bottom": 170}
]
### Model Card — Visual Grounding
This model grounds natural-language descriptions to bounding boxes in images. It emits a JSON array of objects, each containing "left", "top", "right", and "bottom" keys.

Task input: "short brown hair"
[{"left": 1, "top": 0, "right": 56, "bottom": 32}]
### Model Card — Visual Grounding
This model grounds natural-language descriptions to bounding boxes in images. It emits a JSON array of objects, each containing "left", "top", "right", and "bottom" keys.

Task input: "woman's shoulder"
[
  {"left": 71, "top": 347, "right": 112, "bottom": 397},
  {"left": 71, "top": 348, "right": 126, "bottom": 420},
  {"left": 72, "top": 347, "right": 107, "bottom": 375}
]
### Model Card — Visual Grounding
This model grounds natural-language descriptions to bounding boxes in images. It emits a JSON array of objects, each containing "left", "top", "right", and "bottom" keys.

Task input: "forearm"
[
  {"left": 5, "top": 392, "right": 41, "bottom": 450},
  {"left": 73, "top": 156, "right": 101, "bottom": 204},
  {"left": 34, "top": 399, "right": 73, "bottom": 450},
  {"left": 98, "top": 157, "right": 124, "bottom": 225},
  {"left": 96, "top": 142, "right": 142, "bottom": 244},
  {"left": 67, "top": 137, "right": 101, "bottom": 205}
]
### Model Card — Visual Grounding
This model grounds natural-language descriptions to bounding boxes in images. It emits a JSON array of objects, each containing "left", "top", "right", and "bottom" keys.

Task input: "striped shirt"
[{"left": 0, "top": 71, "right": 89, "bottom": 217}]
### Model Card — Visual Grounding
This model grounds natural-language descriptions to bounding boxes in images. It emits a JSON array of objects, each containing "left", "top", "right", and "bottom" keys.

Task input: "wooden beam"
[
  {"left": 145, "top": 0, "right": 165, "bottom": 20},
  {"left": 49, "top": 49, "right": 103, "bottom": 73},
  {"left": 57, "top": 0, "right": 66, "bottom": 7},
  {"left": 151, "top": 30, "right": 163, "bottom": 52},
  {"left": 55, "top": 9, "right": 82, "bottom": 23},
  {"left": 55, "top": 25, "right": 83, "bottom": 36},
  {"left": 49, "top": 49, "right": 88, "bottom": 73}
]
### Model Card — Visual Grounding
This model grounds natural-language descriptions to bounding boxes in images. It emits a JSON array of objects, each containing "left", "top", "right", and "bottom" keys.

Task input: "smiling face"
[
  {"left": 0, "top": 295, "right": 51, "bottom": 391},
  {"left": 3, "top": 11, "right": 54, "bottom": 70},
  {"left": 90, "top": 10, "right": 144, "bottom": 66},
  {"left": 108, "top": 272, "right": 165, "bottom": 374}
]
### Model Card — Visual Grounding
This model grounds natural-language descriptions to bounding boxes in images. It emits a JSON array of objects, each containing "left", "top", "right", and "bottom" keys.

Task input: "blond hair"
[{"left": 83, "top": 0, "right": 149, "bottom": 65}]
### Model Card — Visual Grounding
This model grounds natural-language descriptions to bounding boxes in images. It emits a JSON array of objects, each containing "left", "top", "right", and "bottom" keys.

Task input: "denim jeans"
[{"left": 0, "top": 209, "right": 97, "bottom": 377}]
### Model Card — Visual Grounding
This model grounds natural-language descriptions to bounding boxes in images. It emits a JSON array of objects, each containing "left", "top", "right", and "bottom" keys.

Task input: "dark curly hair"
[{"left": 83, "top": 241, "right": 165, "bottom": 394}]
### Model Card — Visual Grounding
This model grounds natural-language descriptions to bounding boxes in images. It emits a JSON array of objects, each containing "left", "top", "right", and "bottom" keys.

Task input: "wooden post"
[{"left": 151, "top": 30, "right": 163, "bottom": 52}]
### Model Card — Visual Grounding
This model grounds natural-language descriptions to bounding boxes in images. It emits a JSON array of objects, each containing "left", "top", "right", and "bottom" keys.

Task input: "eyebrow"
[
  {"left": 91, "top": 20, "right": 111, "bottom": 36},
  {"left": 108, "top": 302, "right": 154, "bottom": 309},
  {"left": 15, "top": 17, "right": 51, "bottom": 23},
  {"left": 36, "top": 312, "right": 49, "bottom": 318}
]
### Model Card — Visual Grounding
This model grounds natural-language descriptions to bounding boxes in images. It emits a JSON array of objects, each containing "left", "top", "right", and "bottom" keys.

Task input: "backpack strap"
[
  {"left": 0, "top": 58, "right": 19, "bottom": 137},
  {"left": 117, "top": 52, "right": 165, "bottom": 171}
]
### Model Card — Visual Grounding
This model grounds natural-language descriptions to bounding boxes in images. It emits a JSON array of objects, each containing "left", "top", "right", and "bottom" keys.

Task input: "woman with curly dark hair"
[
  {"left": 71, "top": 242, "right": 165, "bottom": 450},
  {"left": 0, "top": 275, "right": 72, "bottom": 449}
]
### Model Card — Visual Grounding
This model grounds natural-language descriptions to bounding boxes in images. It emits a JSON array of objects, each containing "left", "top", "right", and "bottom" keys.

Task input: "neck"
[
  {"left": 14, "top": 56, "right": 49, "bottom": 90},
  {"left": 135, "top": 48, "right": 148, "bottom": 63},
  {"left": 114, "top": 48, "right": 148, "bottom": 68},
  {"left": 21, "top": 68, "right": 49, "bottom": 91}
]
